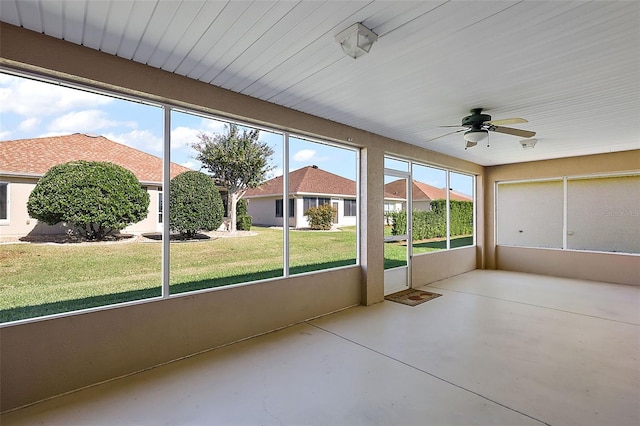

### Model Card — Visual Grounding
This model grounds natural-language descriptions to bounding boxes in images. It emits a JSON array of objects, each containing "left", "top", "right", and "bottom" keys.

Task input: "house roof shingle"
[
  {"left": 384, "top": 179, "right": 472, "bottom": 202},
  {"left": 245, "top": 165, "right": 472, "bottom": 202},
  {"left": 244, "top": 165, "right": 357, "bottom": 198},
  {"left": 0, "top": 133, "right": 191, "bottom": 183}
]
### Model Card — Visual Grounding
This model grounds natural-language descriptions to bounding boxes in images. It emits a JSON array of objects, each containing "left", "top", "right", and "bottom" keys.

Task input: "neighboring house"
[
  {"left": 383, "top": 179, "right": 472, "bottom": 213},
  {"left": 0, "top": 133, "right": 192, "bottom": 241},
  {"left": 244, "top": 165, "right": 358, "bottom": 228},
  {"left": 243, "top": 165, "right": 472, "bottom": 229}
]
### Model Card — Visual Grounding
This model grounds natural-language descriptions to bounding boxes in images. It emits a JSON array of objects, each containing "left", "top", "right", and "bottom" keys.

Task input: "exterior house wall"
[
  {"left": 1, "top": 177, "right": 37, "bottom": 239},
  {"left": 0, "top": 175, "right": 164, "bottom": 241},
  {"left": 0, "top": 177, "right": 80, "bottom": 239},
  {"left": 123, "top": 186, "right": 162, "bottom": 235},
  {"left": 248, "top": 195, "right": 357, "bottom": 228},
  {"left": 246, "top": 196, "right": 282, "bottom": 227},
  {"left": 412, "top": 200, "right": 431, "bottom": 211}
]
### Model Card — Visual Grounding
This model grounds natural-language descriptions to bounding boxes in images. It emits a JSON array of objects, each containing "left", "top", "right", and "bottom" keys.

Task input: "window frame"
[
  {"left": 275, "top": 198, "right": 295, "bottom": 218},
  {"left": 0, "top": 182, "right": 9, "bottom": 225},
  {"left": 0, "top": 69, "right": 362, "bottom": 326},
  {"left": 344, "top": 198, "right": 357, "bottom": 217}
]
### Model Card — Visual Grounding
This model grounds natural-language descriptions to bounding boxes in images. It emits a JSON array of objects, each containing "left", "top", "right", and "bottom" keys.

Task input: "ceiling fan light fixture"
[
  {"left": 335, "top": 23, "right": 378, "bottom": 59},
  {"left": 463, "top": 129, "right": 488, "bottom": 143}
]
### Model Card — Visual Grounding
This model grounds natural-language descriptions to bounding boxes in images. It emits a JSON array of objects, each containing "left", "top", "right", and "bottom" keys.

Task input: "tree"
[
  {"left": 235, "top": 198, "right": 252, "bottom": 231},
  {"left": 169, "top": 171, "right": 224, "bottom": 239},
  {"left": 27, "top": 161, "right": 149, "bottom": 240},
  {"left": 192, "top": 123, "right": 274, "bottom": 232}
]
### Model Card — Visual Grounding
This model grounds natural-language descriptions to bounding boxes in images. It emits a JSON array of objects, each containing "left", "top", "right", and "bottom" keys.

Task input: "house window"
[
  {"left": 0, "top": 182, "right": 8, "bottom": 222},
  {"left": 158, "top": 191, "right": 163, "bottom": 223},
  {"left": 275, "top": 199, "right": 294, "bottom": 217},
  {"left": 344, "top": 199, "right": 357, "bottom": 216},
  {"left": 303, "top": 197, "right": 330, "bottom": 213}
]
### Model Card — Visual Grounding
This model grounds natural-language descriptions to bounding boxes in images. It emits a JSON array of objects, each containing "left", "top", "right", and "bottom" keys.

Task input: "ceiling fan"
[{"left": 427, "top": 108, "right": 536, "bottom": 149}]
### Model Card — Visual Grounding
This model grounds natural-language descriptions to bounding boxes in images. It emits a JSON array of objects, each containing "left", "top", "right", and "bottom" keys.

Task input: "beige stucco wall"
[
  {"left": 0, "top": 177, "right": 37, "bottom": 239},
  {"left": 0, "top": 177, "right": 163, "bottom": 240},
  {"left": 247, "top": 196, "right": 357, "bottom": 228},
  {"left": 0, "top": 23, "right": 484, "bottom": 412},
  {"left": 485, "top": 150, "right": 640, "bottom": 285}
]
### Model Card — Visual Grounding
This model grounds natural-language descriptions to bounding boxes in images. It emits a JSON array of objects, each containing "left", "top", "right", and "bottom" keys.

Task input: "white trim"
[
  {"left": 161, "top": 106, "right": 171, "bottom": 298},
  {"left": 283, "top": 132, "right": 290, "bottom": 277}
]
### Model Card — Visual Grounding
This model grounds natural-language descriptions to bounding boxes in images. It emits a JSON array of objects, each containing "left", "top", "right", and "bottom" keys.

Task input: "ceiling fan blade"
[
  {"left": 424, "top": 128, "right": 466, "bottom": 143},
  {"left": 491, "top": 126, "right": 536, "bottom": 138},
  {"left": 487, "top": 117, "right": 528, "bottom": 126}
]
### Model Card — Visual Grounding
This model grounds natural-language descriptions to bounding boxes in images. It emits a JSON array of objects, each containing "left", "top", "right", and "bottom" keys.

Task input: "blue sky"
[{"left": 0, "top": 71, "right": 472, "bottom": 195}]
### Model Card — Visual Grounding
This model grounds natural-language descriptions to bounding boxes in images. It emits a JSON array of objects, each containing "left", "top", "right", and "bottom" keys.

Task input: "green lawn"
[
  {"left": 1, "top": 226, "right": 472, "bottom": 322},
  {"left": 0, "top": 226, "right": 357, "bottom": 322},
  {"left": 383, "top": 225, "right": 473, "bottom": 269}
]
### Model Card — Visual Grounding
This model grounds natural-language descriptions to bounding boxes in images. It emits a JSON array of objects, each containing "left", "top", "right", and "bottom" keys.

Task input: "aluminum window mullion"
[
  {"left": 161, "top": 106, "right": 171, "bottom": 298},
  {"left": 283, "top": 132, "right": 290, "bottom": 277},
  {"left": 563, "top": 177, "right": 568, "bottom": 250},
  {"left": 446, "top": 171, "right": 451, "bottom": 250}
]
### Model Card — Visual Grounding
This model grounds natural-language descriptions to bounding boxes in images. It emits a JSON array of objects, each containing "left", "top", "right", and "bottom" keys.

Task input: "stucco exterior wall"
[
  {"left": 248, "top": 196, "right": 358, "bottom": 228},
  {"left": 0, "top": 177, "right": 164, "bottom": 240}
]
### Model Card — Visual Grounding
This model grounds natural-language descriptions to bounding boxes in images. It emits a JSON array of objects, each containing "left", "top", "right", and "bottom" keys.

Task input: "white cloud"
[
  {"left": 292, "top": 149, "right": 316, "bottom": 162},
  {"left": 171, "top": 126, "right": 201, "bottom": 150},
  {"left": 267, "top": 167, "right": 283, "bottom": 179},
  {"left": 201, "top": 119, "right": 227, "bottom": 133},
  {"left": 0, "top": 75, "right": 112, "bottom": 116},
  {"left": 104, "top": 129, "right": 163, "bottom": 154},
  {"left": 18, "top": 117, "right": 40, "bottom": 132},
  {"left": 181, "top": 160, "right": 200, "bottom": 170},
  {"left": 48, "top": 109, "right": 128, "bottom": 134},
  {"left": 0, "top": 130, "right": 12, "bottom": 140}
]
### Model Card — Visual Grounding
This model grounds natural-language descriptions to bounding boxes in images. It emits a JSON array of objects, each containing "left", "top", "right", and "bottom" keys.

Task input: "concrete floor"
[{"left": 2, "top": 270, "right": 639, "bottom": 425}]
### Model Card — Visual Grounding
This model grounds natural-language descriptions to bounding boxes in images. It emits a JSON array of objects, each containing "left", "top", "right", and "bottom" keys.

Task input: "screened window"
[
  {"left": 0, "top": 71, "right": 359, "bottom": 324},
  {"left": 344, "top": 199, "right": 357, "bottom": 216},
  {"left": 289, "top": 136, "right": 358, "bottom": 275},
  {"left": 275, "top": 199, "right": 295, "bottom": 217}
]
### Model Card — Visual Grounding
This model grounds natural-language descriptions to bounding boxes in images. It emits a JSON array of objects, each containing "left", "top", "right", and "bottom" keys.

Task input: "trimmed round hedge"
[
  {"left": 169, "top": 171, "right": 224, "bottom": 238},
  {"left": 27, "top": 160, "right": 150, "bottom": 240}
]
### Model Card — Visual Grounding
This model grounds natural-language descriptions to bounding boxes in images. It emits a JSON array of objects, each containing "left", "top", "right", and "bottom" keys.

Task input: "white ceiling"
[{"left": 1, "top": 0, "right": 639, "bottom": 166}]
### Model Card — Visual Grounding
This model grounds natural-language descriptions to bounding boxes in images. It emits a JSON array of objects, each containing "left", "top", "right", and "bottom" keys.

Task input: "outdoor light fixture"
[
  {"left": 520, "top": 138, "right": 537, "bottom": 149},
  {"left": 335, "top": 23, "right": 378, "bottom": 59}
]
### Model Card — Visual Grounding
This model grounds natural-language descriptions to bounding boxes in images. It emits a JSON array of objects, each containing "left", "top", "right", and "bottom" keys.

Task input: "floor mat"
[{"left": 385, "top": 289, "right": 442, "bottom": 306}]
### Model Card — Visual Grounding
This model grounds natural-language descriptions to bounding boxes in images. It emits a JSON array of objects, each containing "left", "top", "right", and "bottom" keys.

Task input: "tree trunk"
[{"left": 228, "top": 191, "right": 238, "bottom": 233}]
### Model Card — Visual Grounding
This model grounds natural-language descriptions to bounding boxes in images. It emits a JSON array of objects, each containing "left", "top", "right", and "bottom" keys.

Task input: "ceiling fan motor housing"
[{"left": 462, "top": 108, "right": 491, "bottom": 127}]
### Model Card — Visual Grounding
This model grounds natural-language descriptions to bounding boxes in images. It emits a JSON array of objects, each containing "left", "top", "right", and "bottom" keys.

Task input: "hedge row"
[{"left": 390, "top": 200, "right": 473, "bottom": 240}]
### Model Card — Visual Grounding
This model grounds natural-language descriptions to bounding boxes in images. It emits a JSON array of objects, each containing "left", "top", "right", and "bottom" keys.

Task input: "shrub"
[
  {"left": 169, "top": 171, "right": 224, "bottom": 238},
  {"left": 390, "top": 199, "right": 472, "bottom": 241},
  {"left": 305, "top": 203, "right": 335, "bottom": 230},
  {"left": 235, "top": 199, "right": 252, "bottom": 231},
  {"left": 27, "top": 161, "right": 150, "bottom": 240},
  {"left": 237, "top": 214, "right": 252, "bottom": 231}
]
